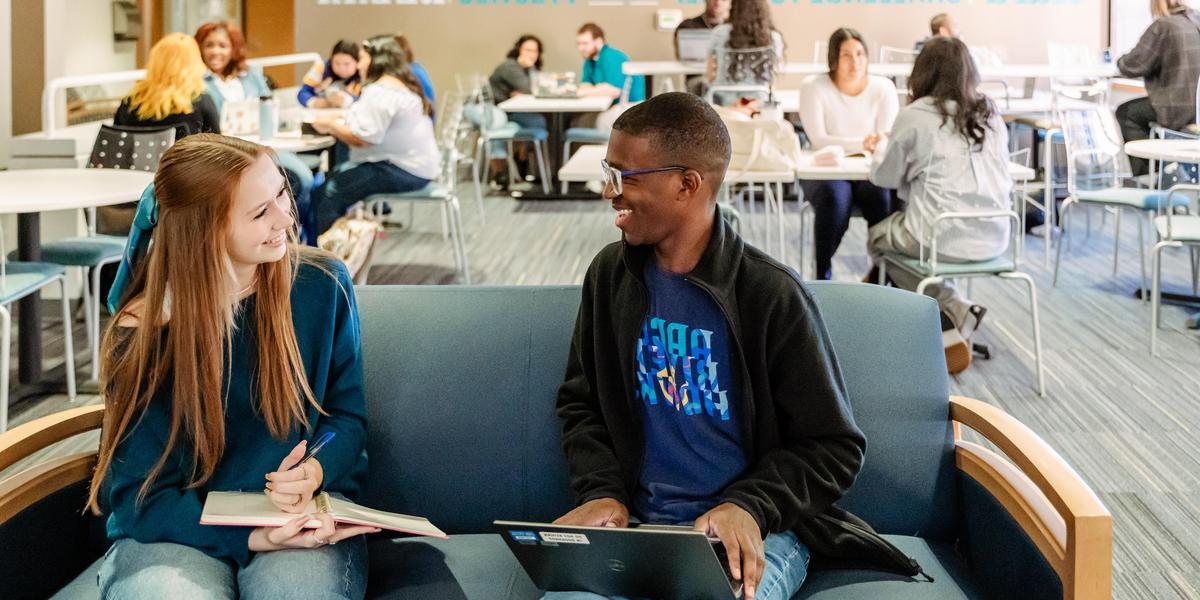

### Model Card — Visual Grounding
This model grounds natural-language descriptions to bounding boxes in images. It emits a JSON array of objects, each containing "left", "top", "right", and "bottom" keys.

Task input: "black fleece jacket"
[{"left": 556, "top": 212, "right": 926, "bottom": 578}]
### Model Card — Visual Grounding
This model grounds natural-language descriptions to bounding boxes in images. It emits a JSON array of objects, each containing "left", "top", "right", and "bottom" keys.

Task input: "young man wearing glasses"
[{"left": 550, "top": 92, "right": 923, "bottom": 600}]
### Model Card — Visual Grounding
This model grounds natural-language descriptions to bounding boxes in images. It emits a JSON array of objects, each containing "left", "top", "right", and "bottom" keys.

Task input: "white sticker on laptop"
[{"left": 539, "top": 531, "right": 591, "bottom": 545}]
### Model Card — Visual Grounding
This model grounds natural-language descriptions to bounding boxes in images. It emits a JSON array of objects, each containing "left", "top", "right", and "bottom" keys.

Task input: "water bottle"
[{"left": 258, "top": 95, "right": 276, "bottom": 141}]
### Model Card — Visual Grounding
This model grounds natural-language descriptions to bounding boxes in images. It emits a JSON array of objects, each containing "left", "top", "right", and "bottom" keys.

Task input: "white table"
[
  {"left": 498, "top": 96, "right": 614, "bottom": 198},
  {"left": 237, "top": 131, "right": 336, "bottom": 154},
  {"left": 625, "top": 60, "right": 1121, "bottom": 80},
  {"left": 1124, "top": 139, "right": 1200, "bottom": 327},
  {"left": 0, "top": 168, "right": 153, "bottom": 384}
]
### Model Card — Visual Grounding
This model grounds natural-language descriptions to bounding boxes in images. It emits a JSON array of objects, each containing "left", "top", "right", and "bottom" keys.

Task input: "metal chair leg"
[
  {"left": 80, "top": 268, "right": 94, "bottom": 375},
  {"left": 450, "top": 197, "right": 471, "bottom": 284},
  {"left": 561, "top": 141, "right": 572, "bottom": 195},
  {"left": 534, "top": 141, "right": 550, "bottom": 196},
  {"left": 58, "top": 278, "right": 76, "bottom": 401},
  {"left": 0, "top": 305, "right": 9, "bottom": 433},
  {"left": 1112, "top": 207, "right": 1122, "bottom": 277},
  {"left": 1000, "top": 271, "right": 1045, "bottom": 396},
  {"left": 1150, "top": 241, "right": 1170, "bottom": 355},
  {"left": 1053, "top": 197, "right": 1075, "bottom": 286},
  {"left": 91, "top": 265, "right": 103, "bottom": 381},
  {"left": 1138, "top": 210, "right": 1148, "bottom": 299}
]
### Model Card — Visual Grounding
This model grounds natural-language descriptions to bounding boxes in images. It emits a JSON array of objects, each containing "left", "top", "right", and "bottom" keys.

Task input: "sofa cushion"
[
  {"left": 796, "top": 535, "right": 984, "bottom": 599},
  {"left": 366, "top": 534, "right": 539, "bottom": 600}
]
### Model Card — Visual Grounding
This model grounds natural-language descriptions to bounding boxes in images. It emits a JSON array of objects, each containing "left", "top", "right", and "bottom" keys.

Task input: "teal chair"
[
  {"left": 1051, "top": 88, "right": 1189, "bottom": 292},
  {"left": 560, "top": 128, "right": 610, "bottom": 194},
  {"left": 37, "top": 124, "right": 174, "bottom": 380},
  {"left": 0, "top": 228, "right": 76, "bottom": 432},
  {"left": 5, "top": 284, "right": 1109, "bottom": 599},
  {"left": 878, "top": 210, "right": 1046, "bottom": 396}
]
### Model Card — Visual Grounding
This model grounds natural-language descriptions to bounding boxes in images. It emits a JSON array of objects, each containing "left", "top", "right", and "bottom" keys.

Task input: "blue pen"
[{"left": 287, "top": 431, "right": 336, "bottom": 471}]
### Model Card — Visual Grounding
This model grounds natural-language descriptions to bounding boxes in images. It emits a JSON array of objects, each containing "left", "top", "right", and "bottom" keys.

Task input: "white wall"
[
  {"left": 42, "top": 0, "right": 137, "bottom": 130},
  {"left": 43, "top": 0, "right": 136, "bottom": 80},
  {"left": 0, "top": 0, "right": 12, "bottom": 169}
]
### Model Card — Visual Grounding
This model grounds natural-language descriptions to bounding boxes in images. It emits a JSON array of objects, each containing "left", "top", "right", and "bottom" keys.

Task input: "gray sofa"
[{"left": 0, "top": 283, "right": 1111, "bottom": 599}]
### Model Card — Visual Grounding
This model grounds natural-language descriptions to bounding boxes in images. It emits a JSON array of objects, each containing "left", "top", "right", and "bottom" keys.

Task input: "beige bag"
[
  {"left": 317, "top": 212, "right": 381, "bottom": 285},
  {"left": 714, "top": 105, "right": 802, "bottom": 176}
]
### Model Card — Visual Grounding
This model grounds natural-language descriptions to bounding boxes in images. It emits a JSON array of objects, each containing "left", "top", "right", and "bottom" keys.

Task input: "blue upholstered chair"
[{"left": 2, "top": 283, "right": 1109, "bottom": 599}]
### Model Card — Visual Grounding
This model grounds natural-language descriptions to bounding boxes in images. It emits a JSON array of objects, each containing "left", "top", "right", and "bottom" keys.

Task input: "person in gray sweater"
[
  {"left": 1116, "top": 0, "right": 1200, "bottom": 176},
  {"left": 868, "top": 36, "right": 1012, "bottom": 372}
]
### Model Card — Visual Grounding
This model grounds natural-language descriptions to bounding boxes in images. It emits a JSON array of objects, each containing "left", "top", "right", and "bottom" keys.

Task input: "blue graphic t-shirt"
[{"left": 633, "top": 260, "right": 746, "bottom": 524}]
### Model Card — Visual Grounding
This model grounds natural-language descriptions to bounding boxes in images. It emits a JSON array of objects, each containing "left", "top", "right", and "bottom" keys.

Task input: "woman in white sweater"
[
  {"left": 798, "top": 28, "right": 899, "bottom": 280},
  {"left": 867, "top": 36, "right": 1012, "bottom": 371}
]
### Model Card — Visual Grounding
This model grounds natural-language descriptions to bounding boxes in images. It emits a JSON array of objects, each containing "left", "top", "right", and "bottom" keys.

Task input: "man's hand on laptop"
[
  {"left": 694, "top": 503, "right": 764, "bottom": 600},
  {"left": 552, "top": 498, "right": 630, "bottom": 528}
]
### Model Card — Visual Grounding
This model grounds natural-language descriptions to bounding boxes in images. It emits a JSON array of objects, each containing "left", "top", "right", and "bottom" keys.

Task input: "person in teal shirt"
[
  {"left": 576, "top": 22, "right": 645, "bottom": 104},
  {"left": 89, "top": 134, "right": 374, "bottom": 599}
]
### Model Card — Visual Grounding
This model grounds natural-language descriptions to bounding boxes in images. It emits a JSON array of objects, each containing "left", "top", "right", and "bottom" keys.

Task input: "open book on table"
[{"left": 201, "top": 491, "right": 447, "bottom": 539}]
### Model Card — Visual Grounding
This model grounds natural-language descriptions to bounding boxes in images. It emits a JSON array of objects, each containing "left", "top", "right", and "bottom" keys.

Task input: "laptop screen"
[{"left": 678, "top": 29, "right": 714, "bottom": 64}]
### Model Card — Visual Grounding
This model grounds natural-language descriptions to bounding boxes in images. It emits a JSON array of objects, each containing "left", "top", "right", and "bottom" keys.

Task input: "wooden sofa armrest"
[
  {"left": 950, "top": 396, "right": 1111, "bottom": 600},
  {"left": 0, "top": 405, "right": 105, "bottom": 524}
]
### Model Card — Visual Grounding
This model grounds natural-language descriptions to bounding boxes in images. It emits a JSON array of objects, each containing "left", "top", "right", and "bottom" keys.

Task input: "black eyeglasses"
[{"left": 600, "top": 159, "right": 696, "bottom": 196}]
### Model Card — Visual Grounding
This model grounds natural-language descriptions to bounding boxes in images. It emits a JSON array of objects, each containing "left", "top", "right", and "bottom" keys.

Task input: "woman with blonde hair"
[
  {"left": 1116, "top": 0, "right": 1200, "bottom": 175},
  {"left": 89, "top": 134, "right": 373, "bottom": 598},
  {"left": 113, "top": 32, "right": 220, "bottom": 136}
]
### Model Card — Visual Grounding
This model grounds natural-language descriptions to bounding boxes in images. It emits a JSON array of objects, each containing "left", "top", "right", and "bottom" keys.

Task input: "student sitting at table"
[
  {"left": 309, "top": 36, "right": 439, "bottom": 239},
  {"left": 576, "top": 23, "right": 645, "bottom": 105},
  {"left": 798, "top": 28, "right": 899, "bottom": 281},
  {"left": 114, "top": 33, "right": 220, "bottom": 138},
  {"left": 675, "top": 0, "right": 730, "bottom": 96},
  {"left": 480, "top": 34, "right": 550, "bottom": 187},
  {"left": 1116, "top": 0, "right": 1200, "bottom": 176},
  {"left": 706, "top": 0, "right": 784, "bottom": 107},
  {"left": 195, "top": 21, "right": 316, "bottom": 242},
  {"left": 89, "top": 133, "right": 372, "bottom": 599},
  {"left": 298, "top": 39, "right": 363, "bottom": 109},
  {"left": 868, "top": 37, "right": 1011, "bottom": 373},
  {"left": 394, "top": 34, "right": 436, "bottom": 107}
]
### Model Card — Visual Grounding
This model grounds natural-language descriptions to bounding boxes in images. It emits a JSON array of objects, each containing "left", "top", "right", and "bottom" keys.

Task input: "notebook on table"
[{"left": 201, "top": 491, "right": 447, "bottom": 538}]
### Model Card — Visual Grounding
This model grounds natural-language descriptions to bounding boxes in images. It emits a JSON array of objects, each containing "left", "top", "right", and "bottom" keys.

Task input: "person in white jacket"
[{"left": 868, "top": 36, "right": 1012, "bottom": 372}]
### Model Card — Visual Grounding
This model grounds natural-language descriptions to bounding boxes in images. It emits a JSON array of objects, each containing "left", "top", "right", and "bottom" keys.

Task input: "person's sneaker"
[
  {"left": 1029, "top": 224, "right": 1061, "bottom": 239},
  {"left": 959, "top": 304, "right": 988, "bottom": 340},
  {"left": 585, "top": 180, "right": 605, "bottom": 195}
]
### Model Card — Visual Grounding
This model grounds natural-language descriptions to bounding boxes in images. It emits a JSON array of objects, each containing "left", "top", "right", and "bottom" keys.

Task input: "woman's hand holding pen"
[{"left": 265, "top": 440, "right": 324, "bottom": 514}]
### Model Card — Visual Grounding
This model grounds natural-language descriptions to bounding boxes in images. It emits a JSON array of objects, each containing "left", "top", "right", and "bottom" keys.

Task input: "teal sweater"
[{"left": 104, "top": 259, "right": 367, "bottom": 567}]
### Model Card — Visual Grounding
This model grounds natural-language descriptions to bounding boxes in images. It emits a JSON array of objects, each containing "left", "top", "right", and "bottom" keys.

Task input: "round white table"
[
  {"left": 1123, "top": 139, "right": 1200, "bottom": 328},
  {"left": 0, "top": 168, "right": 153, "bottom": 384},
  {"left": 1124, "top": 138, "right": 1200, "bottom": 163}
]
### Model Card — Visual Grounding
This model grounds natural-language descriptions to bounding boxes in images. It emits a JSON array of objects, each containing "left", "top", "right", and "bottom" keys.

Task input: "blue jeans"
[
  {"left": 800, "top": 179, "right": 894, "bottom": 280},
  {"left": 310, "top": 160, "right": 430, "bottom": 241},
  {"left": 543, "top": 531, "right": 810, "bottom": 600},
  {"left": 276, "top": 151, "right": 314, "bottom": 241},
  {"left": 97, "top": 536, "right": 368, "bottom": 600}
]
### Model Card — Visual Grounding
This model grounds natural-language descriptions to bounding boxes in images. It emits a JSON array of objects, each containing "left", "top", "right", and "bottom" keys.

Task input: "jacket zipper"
[{"left": 817, "top": 514, "right": 934, "bottom": 582}]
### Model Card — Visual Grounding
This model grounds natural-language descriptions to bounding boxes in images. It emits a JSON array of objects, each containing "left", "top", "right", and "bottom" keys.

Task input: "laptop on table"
[
  {"left": 677, "top": 29, "right": 714, "bottom": 67},
  {"left": 496, "top": 520, "right": 742, "bottom": 600}
]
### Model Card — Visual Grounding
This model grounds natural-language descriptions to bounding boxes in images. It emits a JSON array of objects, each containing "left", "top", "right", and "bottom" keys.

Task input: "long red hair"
[
  {"left": 87, "top": 134, "right": 328, "bottom": 513},
  {"left": 195, "top": 21, "right": 248, "bottom": 78}
]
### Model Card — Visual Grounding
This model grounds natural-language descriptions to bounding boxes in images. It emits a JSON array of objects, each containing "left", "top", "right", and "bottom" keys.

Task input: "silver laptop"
[
  {"left": 678, "top": 29, "right": 714, "bottom": 66},
  {"left": 496, "top": 520, "right": 742, "bottom": 600}
]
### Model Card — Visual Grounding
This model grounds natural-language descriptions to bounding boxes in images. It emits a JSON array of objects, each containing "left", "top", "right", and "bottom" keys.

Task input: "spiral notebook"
[{"left": 201, "top": 491, "right": 447, "bottom": 538}]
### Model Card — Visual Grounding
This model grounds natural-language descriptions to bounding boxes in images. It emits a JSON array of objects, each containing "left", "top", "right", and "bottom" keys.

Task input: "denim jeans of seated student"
[
  {"left": 541, "top": 531, "right": 810, "bottom": 600},
  {"left": 97, "top": 535, "right": 368, "bottom": 600},
  {"left": 309, "top": 160, "right": 431, "bottom": 243}
]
